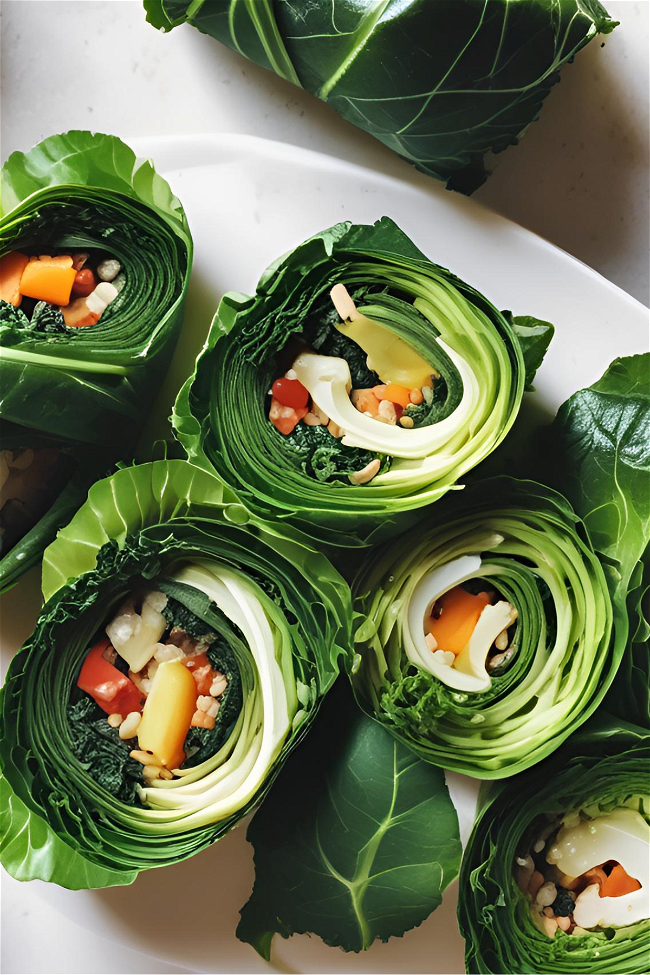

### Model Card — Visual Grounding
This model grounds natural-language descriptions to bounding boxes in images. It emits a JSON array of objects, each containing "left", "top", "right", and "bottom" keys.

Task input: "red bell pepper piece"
[{"left": 77, "top": 637, "right": 143, "bottom": 715}]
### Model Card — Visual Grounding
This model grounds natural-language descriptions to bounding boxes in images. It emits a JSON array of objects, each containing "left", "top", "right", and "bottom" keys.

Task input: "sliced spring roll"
[
  {"left": 350, "top": 477, "right": 619, "bottom": 778},
  {"left": 174, "top": 217, "right": 552, "bottom": 546},
  {"left": 0, "top": 460, "right": 349, "bottom": 887},
  {"left": 458, "top": 720, "right": 650, "bottom": 974}
]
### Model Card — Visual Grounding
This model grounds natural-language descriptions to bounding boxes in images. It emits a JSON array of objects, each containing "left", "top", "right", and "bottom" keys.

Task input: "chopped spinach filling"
[
  {"left": 279, "top": 422, "right": 387, "bottom": 485},
  {"left": 0, "top": 297, "right": 68, "bottom": 334},
  {"left": 67, "top": 696, "right": 144, "bottom": 804}
]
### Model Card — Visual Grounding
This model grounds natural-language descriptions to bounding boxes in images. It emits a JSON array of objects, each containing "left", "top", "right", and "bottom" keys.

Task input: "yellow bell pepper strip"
[
  {"left": 426, "top": 587, "right": 492, "bottom": 655},
  {"left": 20, "top": 255, "right": 76, "bottom": 306},
  {"left": 0, "top": 251, "right": 29, "bottom": 306},
  {"left": 137, "top": 660, "right": 197, "bottom": 770}
]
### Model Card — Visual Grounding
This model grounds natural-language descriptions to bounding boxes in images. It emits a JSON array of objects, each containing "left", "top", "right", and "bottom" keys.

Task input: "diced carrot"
[
  {"left": 351, "top": 388, "right": 381, "bottom": 417},
  {"left": 20, "top": 257, "right": 77, "bottom": 306},
  {"left": 599, "top": 863, "right": 641, "bottom": 898},
  {"left": 62, "top": 296, "right": 101, "bottom": 328},
  {"left": 191, "top": 709, "right": 215, "bottom": 730},
  {"left": 426, "top": 586, "right": 492, "bottom": 655},
  {"left": 181, "top": 653, "right": 214, "bottom": 696},
  {"left": 270, "top": 398, "right": 308, "bottom": 435},
  {"left": 0, "top": 251, "right": 29, "bottom": 306},
  {"left": 583, "top": 866, "right": 608, "bottom": 889},
  {"left": 373, "top": 384, "right": 412, "bottom": 409},
  {"left": 38, "top": 254, "right": 73, "bottom": 268}
]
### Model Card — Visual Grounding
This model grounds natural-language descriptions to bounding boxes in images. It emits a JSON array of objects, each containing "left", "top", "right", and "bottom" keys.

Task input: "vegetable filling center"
[
  {"left": 515, "top": 805, "right": 650, "bottom": 938},
  {"left": 69, "top": 582, "right": 243, "bottom": 804}
]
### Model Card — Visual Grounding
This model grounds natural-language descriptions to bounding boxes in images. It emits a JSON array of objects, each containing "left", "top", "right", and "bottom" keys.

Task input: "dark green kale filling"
[
  {"left": 309, "top": 305, "right": 379, "bottom": 388},
  {"left": 0, "top": 297, "right": 68, "bottom": 334},
  {"left": 67, "top": 696, "right": 144, "bottom": 804},
  {"left": 30, "top": 301, "right": 67, "bottom": 333},
  {"left": 279, "top": 423, "right": 388, "bottom": 485},
  {"left": 0, "top": 299, "right": 30, "bottom": 329},
  {"left": 160, "top": 593, "right": 213, "bottom": 642}
]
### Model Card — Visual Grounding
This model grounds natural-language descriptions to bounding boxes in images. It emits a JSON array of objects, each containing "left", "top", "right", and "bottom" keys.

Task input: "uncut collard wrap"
[
  {"left": 144, "top": 0, "right": 616, "bottom": 193},
  {"left": 0, "top": 131, "right": 192, "bottom": 589},
  {"left": 0, "top": 460, "right": 349, "bottom": 888},
  {"left": 173, "top": 217, "right": 552, "bottom": 547},
  {"left": 457, "top": 720, "right": 650, "bottom": 974},
  {"left": 350, "top": 476, "right": 617, "bottom": 779}
]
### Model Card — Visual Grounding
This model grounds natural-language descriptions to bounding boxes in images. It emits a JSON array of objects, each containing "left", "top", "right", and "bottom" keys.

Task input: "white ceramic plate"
[{"left": 1, "top": 133, "right": 647, "bottom": 975}]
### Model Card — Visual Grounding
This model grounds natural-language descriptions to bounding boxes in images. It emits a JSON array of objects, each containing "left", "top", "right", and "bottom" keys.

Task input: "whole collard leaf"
[
  {"left": 545, "top": 354, "right": 650, "bottom": 726},
  {"left": 145, "top": 0, "right": 616, "bottom": 193},
  {"left": 238, "top": 687, "right": 461, "bottom": 956}
]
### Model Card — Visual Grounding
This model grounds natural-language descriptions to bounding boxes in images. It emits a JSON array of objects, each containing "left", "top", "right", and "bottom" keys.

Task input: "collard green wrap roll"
[
  {"left": 144, "top": 0, "right": 616, "bottom": 193},
  {"left": 0, "top": 131, "right": 192, "bottom": 590},
  {"left": 0, "top": 460, "right": 349, "bottom": 888},
  {"left": 350, "top": 477, "right": 619, "bottom": 778},
  {"left": 173, "top": 217, "right": 552, "bottom": 547},
  {"left": 0, "top": 131, "right": 192, "bottom": 446},
  {"left": 458, "top": 720, "right": 650, "bottom": 974}
]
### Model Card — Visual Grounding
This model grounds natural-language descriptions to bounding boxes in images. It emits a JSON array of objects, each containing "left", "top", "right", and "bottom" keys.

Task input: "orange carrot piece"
[
  {"left": 20, "top": 258, "right": 76, "bottom": 306},
  {"left": 0, "top": 252, "right": 29, "bottom": 306},
  {"left": 373, "top": 384, "right": 412, "bottom": 408},
  {"left": 351, "top": 388, "right": 381, "bottom": 417},
  {"left": 38, "top": 254, "right": 73, "bottom": 268},
  {"left": 426, "top": 587, "right": 492, "bottom": 655},
  {"left": 191, "top": 709, "right": 216, "bottom": 729},
  {"left": 62, "top": 296, "right": 101, "bottom": 328},
  {"left": 600, "top": 863, "right": 641, "bottom": 898},
  {"left": 270, "top": 399, "right": 308, "bottom": 435}
]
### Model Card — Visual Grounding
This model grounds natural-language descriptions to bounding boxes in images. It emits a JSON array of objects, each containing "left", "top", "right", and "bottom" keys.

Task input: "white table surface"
[{"left": 1, "top": 2, "right": 648, "bottom": 974}]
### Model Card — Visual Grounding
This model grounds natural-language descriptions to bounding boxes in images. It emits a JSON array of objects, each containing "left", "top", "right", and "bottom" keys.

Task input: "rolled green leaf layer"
[
  {"left": 144, "top": 0, "right": 616, "bottom": 193},
  {"left": 0, "top": 131, "right": 192, "bottom": 590},
  {"left": 458, "top": 720, "right": 650, "bottom": 974},
  {"left": 0, "top": 460, "right": 350, "bottom": 888},
  {"left": 174, "top": 218, "right": 550, "bottom": 547},
  {"left": 351, "top": 477, "right": 619, "bottom": 778}
]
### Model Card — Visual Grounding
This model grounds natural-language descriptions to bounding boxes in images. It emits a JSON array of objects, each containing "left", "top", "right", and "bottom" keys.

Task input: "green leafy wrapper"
[
  {"left": 350, "top": 476, "right": 617, "bottom": 778},
  {"left": 458, "top": 719, "right": 650, "bottom": 974},
  {"left": 145, "top": 0, "right": 616, "bottom": 193},
  {"left": 541, "top": 354, "right": 650, "bottom": 729},
  {"left": 173, "top": 217, "right": 551, "bottom": 547},
  {"left": 0, "top": 460, "right": 350, "bottom": 888}
]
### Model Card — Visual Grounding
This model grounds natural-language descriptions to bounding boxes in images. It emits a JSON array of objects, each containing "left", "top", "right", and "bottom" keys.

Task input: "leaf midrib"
[{"left": 315, "top": 742, "right": 401, "bottom": 949}]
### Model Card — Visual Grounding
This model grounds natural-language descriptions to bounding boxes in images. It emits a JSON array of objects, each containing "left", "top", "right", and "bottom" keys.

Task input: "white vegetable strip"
[
  {"left": 291, "top": 338, "right": 478, "bottom": 462},
  {"left": 133, "top": 562, "right": 293, "bottom": 830}
]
